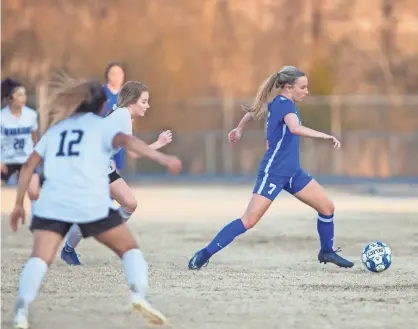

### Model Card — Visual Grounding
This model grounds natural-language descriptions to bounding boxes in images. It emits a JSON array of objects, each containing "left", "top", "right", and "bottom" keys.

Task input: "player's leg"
[
  {"left": 188, "top": 175, "right": 286, "bottom": 270},
  {"left": 286, "top": 169, "right": 354, "bottom": 268},
  {"left": 1, "top": 164, "right": 18, "bottom": 185},
  {"left": 14, "top": 218, "right": 71, "bottom": 329},
  {"left": 1, "top": 170, "right": 12, "bottom": 185},
  {"left": 80, "top": 210, "right": 166, "bottom": 325},
  {"left": 60, "top": 224, "right": 82, "bottom": 265},
  {"left": 60, "top": 168, "right": 82, "bottom": 265},
  {"left": 109, "top": 173, "right": 137, "bottom": 221},
  {"left": 60, "top": 169, "right": 136, "bottom": 265}
]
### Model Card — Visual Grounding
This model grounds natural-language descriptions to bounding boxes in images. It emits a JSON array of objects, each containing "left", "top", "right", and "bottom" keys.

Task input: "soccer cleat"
[
  {"left": 132, "top": 296, "right": 167, "bottom": 325},
  {"left": 14, "top": 303, "right": 29, "bottom": 329},
  {"left": 318, "top": 247, "right": 354, "bottom": 268},
  {"left": 60, "top": 248, "right": 82, "bottom": 266},
  {"left": 188, "top": 249, "right": 210, "bottom": 270}
]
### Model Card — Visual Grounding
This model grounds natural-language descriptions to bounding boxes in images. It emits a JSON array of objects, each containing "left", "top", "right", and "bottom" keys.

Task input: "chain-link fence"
[{"left": 124, "top": 96, "right": 418, "bottom": 180}]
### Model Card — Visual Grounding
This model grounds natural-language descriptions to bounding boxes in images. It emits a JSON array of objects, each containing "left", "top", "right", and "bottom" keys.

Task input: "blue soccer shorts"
[{"left": 253, "top": 168, "right": 313, "bottom": 201}]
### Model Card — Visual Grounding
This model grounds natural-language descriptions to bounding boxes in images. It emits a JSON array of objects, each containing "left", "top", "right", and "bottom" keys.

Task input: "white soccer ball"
[{"left": 361, "top": 241, "right": 392, "bottom": 273}]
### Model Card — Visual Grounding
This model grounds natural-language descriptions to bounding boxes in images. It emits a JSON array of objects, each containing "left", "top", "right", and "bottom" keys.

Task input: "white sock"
[
  {"left": 17, "top": 257, "right": 48, "bottom": 308},
  {"left": 118, "top": 207, "right": 133, "bottom": 222},
  {"left": 65, "top": 224, "right": 83, "bottom": 250},
  {"left": 122, "top": 249, "right": 148, "bottom": 299}
]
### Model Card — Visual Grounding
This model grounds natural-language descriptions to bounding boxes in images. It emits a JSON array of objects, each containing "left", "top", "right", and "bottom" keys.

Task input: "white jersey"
[
  {"left": 0, "top": 106, "right": 38, "bottom": 164},
  {"left": 32, "top": 113, "right": 123, "bottom": 223},
  {"left": 104, "top": 107, "right": 132, "bottom": 173}
]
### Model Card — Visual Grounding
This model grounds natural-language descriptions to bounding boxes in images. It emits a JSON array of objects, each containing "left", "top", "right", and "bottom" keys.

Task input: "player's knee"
[
  {"left": 123, "top": 198, "right": 137, "bottom": 213},
  {"left": 317, "top": 200, "right": 335, "bottom": 217},
  {"left": 114, "top": 241, "right": 139, "bottom": 258},
  {"left": 241, "top": 213, "right": 261, "bottom": 230},
  {"left": 30, "top": 251, "right": 54, "bottom": 265}
]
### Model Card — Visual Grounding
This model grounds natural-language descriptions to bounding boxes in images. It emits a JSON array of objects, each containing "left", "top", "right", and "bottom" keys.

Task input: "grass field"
[{"left": 1, "top": 184, "right": 418, "bottom": 329}]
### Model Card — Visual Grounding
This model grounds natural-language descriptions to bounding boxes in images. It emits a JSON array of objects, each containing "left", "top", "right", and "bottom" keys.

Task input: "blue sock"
[
  {"left": 64, "top": 243, "right": 74, "bottom": 253},
  {"left": 205, "top": 219, "right": 247, "bottom": 257},
  {"left": 317, "top": 213, "right": 334, "bottom": 253}
]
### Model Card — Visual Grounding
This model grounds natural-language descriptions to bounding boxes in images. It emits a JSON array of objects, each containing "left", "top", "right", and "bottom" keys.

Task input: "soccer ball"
[{"left": 361, "top": 241, "right": 392, "bottom": 273}]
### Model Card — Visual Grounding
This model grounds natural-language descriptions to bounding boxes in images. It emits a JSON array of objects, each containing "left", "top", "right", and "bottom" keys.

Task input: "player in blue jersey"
[
  {"left": 103, "top": 62, "right": 126, "bottom": 170},
  {"left": 189, "top": 66, "right": 354, "bottom": 270}
]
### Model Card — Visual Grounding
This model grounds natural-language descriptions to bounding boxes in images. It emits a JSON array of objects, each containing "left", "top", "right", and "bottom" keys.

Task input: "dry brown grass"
[{"left": 1, "top": 185, "right": 418, "bottom": 329}]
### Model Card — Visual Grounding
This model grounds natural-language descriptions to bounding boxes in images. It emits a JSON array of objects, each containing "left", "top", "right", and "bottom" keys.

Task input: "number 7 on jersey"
[
  {"left": 267, "top": 183, "right": 276, "bottom": 195},
  {"left": 56, "top": 129, "right": 84, "bottom": 157}
]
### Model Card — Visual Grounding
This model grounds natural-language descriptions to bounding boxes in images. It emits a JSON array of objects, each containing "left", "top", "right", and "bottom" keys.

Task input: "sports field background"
[{"left": 1, "top": 184, "right": 418, "bottom": 329}]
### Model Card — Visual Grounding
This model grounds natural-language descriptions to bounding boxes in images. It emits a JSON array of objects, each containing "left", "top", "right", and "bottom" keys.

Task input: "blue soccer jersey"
[
  {"left": 259, "top": 95, "right": 301, "bottom": 177},
  {"left": 254, "top": 95, "right": 312, "bottom": 200}
]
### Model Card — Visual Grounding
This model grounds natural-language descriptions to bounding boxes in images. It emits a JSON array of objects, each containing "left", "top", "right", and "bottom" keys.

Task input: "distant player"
[
  {"left": 60, "top": 81, "right": 173, "bottom": 265},
  {"left": 102, "top": 61, "right": 126, "bottom": 169},
  {"left": 0, "top": 77, "right": 42, "bottom": 200},
  {"left": 1, "top": 79, "right": 36, "bottom": 180},
  {"left": 9, "top": 76, "right": 182, "bottom": 329},
  {"left": 188, "top": 66, "right": 354, "bottom": 270}
]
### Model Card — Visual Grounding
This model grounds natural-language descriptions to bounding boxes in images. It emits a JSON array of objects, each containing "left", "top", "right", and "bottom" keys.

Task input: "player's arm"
[
  {"left": 0, "top": 143, "right": 7, "bottom": 174},
  {"left": 228, "top": 112, "right": 254, "bottom": 144},
  {"left": 284, "top": 113, "right": 341, "bottom": 148},
  {"left": 148, "top": 142, "right": 161, "bottom": 150},
  {"left": 126, "top": 142, "right": 160, "bottom": 159},
  {"left": 31, "top": 112, "right": 40, "bottom": 145},
  {"left": 149, "top": 130, "right": 173, "bottom": 150},
  {"left": 0, "top": 115, "right": 6, "bottom": 173},
  {"left": 284, "top": 113, "right": 328, "bottom": 138},
  {"left": 0, "top": 147, "right": 6, "bottom": 174},
  {"left": 113, "top": 134, "right": 162, "bottom": 160},
  {"left": 112, "top": 133, "right": 182, "bottom": 174},
  {"left": 31, "top": 130, "right": 39, "bottom": 144},
  {"left": 31, "top": 131, "right": 39, "bottom": 145},
  {"left": 0, "top": 162, "right": 7, "bottom": 174},
  {"left": 236, "top": 112, "right": 254, "bottom": 131},
  {"left": 127, "top": 130, "right": 173, "bottom": 159}
]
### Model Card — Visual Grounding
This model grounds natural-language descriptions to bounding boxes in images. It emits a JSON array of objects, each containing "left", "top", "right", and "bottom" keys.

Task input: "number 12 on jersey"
[{"left": 56, "top": 129, "right": 84, "bottom": 157}]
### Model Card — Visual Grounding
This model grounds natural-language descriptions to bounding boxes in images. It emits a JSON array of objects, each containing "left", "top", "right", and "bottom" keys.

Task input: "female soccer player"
[
  {"left": 1, "top": 79, "right": 37, "bottom": 180},
  {"left": 103, "top": 61, "right": 126, "bottom": 169},
  {"left": 0, "top": 78, "right": 42, "bottom": 200},
  {"left": 60, "top": 81, "right": 173, "bottom": 265},
  {"left": 188, "top": 66, "right": 354, "bottom": 270},
  {"left": 10, "top": 77, "right": 181, "bottom": 329}
]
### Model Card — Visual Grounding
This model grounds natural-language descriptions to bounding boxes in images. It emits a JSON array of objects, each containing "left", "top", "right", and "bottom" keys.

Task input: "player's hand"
[
  {"left": 228, "top": 128, "right": 243, "bottom": 144},
  {"left": 10, "top": 204, "right": 26, "bottom": 232},
  {"left": 1, "top": 162, "right": 8, "bottom": 174},
  {"left": 162, "top": 155, "right": 182, "bottom": 175},
  {"left": 157, "top": 130, "right": 173, "bottom": 147},
  {"left": 323, "top": 134, "right": 341, "bottom": 149}
]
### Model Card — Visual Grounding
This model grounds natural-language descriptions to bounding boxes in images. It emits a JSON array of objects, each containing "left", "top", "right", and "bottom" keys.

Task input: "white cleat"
[
  {"left": 13, "top": 308, "right": 29, "bottom": 329},
  {"left": 132, "top": 297, "right": 167, "bottom": 326}
]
